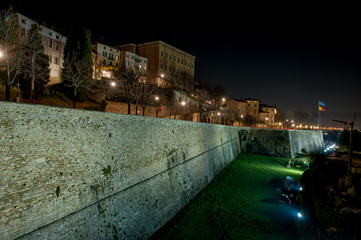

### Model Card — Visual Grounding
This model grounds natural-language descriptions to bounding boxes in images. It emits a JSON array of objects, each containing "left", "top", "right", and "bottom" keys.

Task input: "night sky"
[{"left": 2, "top": 1, "right": 360, "bottom": 128}]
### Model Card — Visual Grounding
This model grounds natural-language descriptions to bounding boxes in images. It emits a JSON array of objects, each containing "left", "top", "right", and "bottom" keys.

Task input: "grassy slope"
[{"left": 150, "top": 153, "right": 304, "bottom": 240}]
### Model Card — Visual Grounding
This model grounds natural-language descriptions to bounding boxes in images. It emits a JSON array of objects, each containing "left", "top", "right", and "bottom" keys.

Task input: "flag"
[
  {"left": 318, "top": 100, "right": 325, "bottom": 107},
  {"left": 319, "top": 106, "right": 325, "bottom": 112}
]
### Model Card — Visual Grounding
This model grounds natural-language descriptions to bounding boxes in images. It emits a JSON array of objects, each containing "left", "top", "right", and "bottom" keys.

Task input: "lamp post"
[
  {"left": 265, "top": 117, "right": 269, "bottom": 128},
  {"left": 155, "top": 96, "right": 160, "bottom": 117}
]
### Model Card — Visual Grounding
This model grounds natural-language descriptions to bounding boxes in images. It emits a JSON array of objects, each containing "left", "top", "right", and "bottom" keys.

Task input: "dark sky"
[{"left": 2, "top": 1, "right": 361, "bottom": 128}]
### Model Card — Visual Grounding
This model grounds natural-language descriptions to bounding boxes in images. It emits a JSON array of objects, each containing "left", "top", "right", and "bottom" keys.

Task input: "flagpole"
[{"left": 317, "top": 100, "right": 320, "bottom": 129}]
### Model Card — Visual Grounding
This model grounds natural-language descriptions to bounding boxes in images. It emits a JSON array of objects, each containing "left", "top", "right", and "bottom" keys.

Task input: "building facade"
[
  {"left": 92, "top": 42, "right": 121, "bottom": 80},
  {"left": 117, "top": 41, "right": 196, "bottom": 87},
  {"left": 16, "top": 13, "right": 67, "bottom": 85},
  {"left": 93, "top": 42, "right": 148, "bottom": 81},
  {"left": 227, "top": 98, "right": 277, "bottom": 127}
]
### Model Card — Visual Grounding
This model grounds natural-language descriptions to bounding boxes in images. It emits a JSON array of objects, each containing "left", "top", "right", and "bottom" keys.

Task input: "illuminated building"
[
  {"left": 15, "top": 13, "right": 67, "bottom": 85},
  {"left": 116, "top": 41, "right": 195, "bottom": 87}
]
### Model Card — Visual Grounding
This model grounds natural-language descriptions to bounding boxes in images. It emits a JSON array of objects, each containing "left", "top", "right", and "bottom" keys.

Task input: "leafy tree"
[
  {"left": 20, "top": 23, "right": 50, "bottom": 102},
  {"left": 79, "top": 29, "right": 93, "bottom": 81}
]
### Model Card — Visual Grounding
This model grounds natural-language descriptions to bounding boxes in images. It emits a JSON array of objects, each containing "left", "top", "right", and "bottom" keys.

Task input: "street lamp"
[
  {"left": 110, "top": 81, "right": 116, "bottom": 87},
  {"left": 155, "top": 96, "right": 160, "bottom": 117}
]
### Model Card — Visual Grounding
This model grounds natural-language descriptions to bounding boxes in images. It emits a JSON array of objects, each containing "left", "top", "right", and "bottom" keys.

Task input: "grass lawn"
[{"left": 150, "top": 153, "right": 304, "bottom": 240}]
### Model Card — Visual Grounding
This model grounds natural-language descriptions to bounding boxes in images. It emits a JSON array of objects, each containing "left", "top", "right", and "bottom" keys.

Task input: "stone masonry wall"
[
  {"left": 0, "top": 102, "right": 240, "bottom": 240},
  {"left": 239, "top": 128, "right": 324, "bottom": 158}
]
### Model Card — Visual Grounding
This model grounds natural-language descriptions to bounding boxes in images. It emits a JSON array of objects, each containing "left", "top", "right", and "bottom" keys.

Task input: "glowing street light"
[
  {"left": 160, "top": 73, "right": 165, "bottom": 78},
  {"left": 181, "top": 101, "right": 186, "bottom": 106},
  {"left": 155, "top": 96, "right": 159, "bottom": 101},
  {"left": 110, "top": 81, "right": 116, "bottom": 87},
  {"left": 0, "top": 50, "right": 3, "bottom": 58}
]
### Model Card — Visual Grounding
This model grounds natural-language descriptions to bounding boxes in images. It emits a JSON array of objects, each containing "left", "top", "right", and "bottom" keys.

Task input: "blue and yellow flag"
[{"left": 318, "top": 100, "right": 325, "bottom": 111}]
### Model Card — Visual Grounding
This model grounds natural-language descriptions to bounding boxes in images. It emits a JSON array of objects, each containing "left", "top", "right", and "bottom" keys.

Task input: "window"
[
  {"left": 55, "top": 41, "right": 59, "bottom": 50},
  {"left": 48, "top": 39, "right": 52, "bottom": 48},
  {"left": 20, "top": 28, "right": 26, "bottom": 37},
  {"left": 165, "top": 52, "right": 168, "bottom": 58},
  {"left": 170, "top": 54, "right": 172, "bottom": 60},
  {"left": 161, "top": 51, "right": 163, "bottom": 56},
  {"left": 49, "top": 55, "right": 52, "bottom": 63},
  {"left": 54, "top": 57, "right": 59, "bottom": 65}
]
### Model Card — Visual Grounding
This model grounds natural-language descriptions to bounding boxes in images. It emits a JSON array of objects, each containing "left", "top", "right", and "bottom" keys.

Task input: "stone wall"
[
  {"left": 239, "top": 128, "right": 324, "bottom": 158},
  {"left": 0, "top": 102, "right": 240, "bottom": 240}
]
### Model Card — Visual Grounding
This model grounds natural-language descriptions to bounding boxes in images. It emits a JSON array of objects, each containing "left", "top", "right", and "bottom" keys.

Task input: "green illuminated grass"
[{"left": 150, "top": 153, "right": 303, "bottom": 240}]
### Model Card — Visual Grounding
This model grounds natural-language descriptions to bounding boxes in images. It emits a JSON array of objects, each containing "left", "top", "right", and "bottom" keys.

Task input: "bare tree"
[
  {"left": 113, "top": 67, "right": 138, "bottom": 114},
  {"left": 138, "top": 79, "right": 157, "bottom": 116},
  {"left": 194, "top": 87, "right": 211, "bottom": 122},
  {"left": 0, "top": 8, "right": 24, "bottom": 101},
  {"left": 61, "top": 54, "right": 93, "bottom": 108}
]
